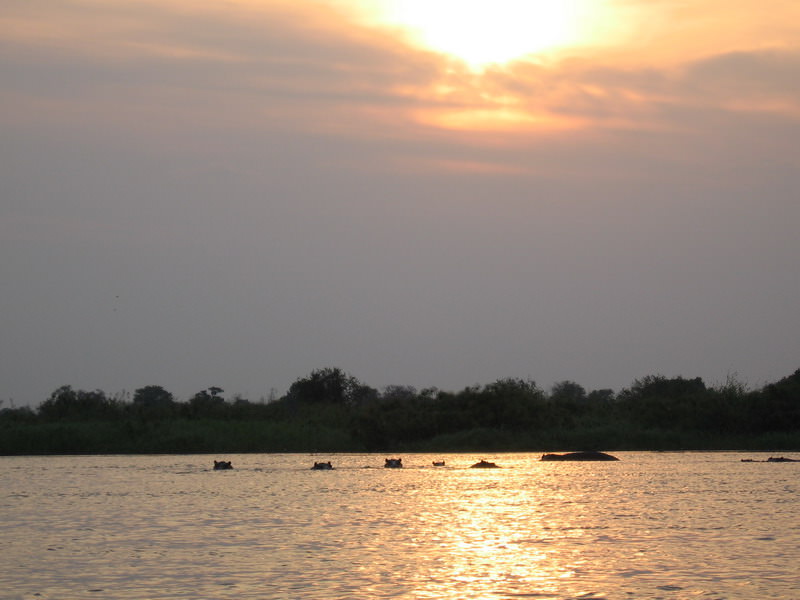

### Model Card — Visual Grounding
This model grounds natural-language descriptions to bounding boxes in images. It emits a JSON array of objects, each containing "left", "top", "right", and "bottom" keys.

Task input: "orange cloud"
[{"left": 2, "top": 0, "right": 799, "bottom": 154}]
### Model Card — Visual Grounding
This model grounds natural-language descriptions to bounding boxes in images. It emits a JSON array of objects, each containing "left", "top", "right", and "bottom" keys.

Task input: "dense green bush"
[{"left": 2, "top": 368, "right": 799, "bottom": 454}]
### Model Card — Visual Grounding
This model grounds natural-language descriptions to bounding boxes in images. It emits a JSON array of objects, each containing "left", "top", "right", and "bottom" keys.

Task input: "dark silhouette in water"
[
  {"left": 312, "top": 461, "right": 333, "bottom": 470},
  {"left": 384, "top": 458, "right": 403, "bottom": 468},
  {"left": 742, "top": 456, "right": 799, "bottom": 462},
  {"left": 432, "top": 461, "right": 445, "bottom": 466},
  {"left": 471, "top": 459, "right": 499, "bottom": 468},
  {"left": 213, "top": 460, "right": 233, "bottom": 470},
  {"left": 540, "top": 451, "right": 619, "bottom": 461}
]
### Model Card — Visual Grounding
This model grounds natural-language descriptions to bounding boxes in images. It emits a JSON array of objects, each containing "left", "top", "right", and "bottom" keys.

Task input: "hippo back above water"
[{"left": 540, "top": 451, "right": 619, "bottom": 461}]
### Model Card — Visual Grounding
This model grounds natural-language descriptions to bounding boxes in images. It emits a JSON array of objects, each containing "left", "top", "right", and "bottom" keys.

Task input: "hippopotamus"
[
  {"left": 311, "top": 461, "right": 333, "bottom": 470},
  {"left": 432, "top": 461, "right": 446, "bottom": 467},
  {"left": 384, "top": 458, "right": 403, "bottom": 468},
  {"left": 213, "top": 460, "right": 233, "bottom": 470},
  {"left": 540, "top": 451, "right": 619, "bottom": 461},
  {"left": 470, "top": 459, "right": 499, "bottom": 468}
]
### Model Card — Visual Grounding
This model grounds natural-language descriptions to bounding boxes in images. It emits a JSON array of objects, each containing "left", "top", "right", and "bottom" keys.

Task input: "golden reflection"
[{"left": 407, "top": 467, "right": 577, "bottom": 599}]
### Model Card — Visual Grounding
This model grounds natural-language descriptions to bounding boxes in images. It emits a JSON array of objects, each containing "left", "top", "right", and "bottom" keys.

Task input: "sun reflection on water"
[
  {"left": 3, "top": 453, "right": 800, "bottom": 599},
  {"left": 387, "top": 462, "right": 582, "bottom": 599}
]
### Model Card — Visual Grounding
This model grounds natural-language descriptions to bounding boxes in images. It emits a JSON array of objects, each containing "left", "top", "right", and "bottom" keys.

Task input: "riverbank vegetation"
[{"left": 2, "top": 368, "right": 799, "bottom": 454}]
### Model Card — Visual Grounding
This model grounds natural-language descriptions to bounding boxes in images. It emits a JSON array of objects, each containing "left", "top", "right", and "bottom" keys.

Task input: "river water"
[{"left": 1, "top": 452, "right": 798, "bottom": 599}]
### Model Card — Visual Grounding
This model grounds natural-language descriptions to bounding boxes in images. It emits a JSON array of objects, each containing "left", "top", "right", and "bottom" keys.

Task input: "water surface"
[{"left": 1, "top": 452, "right": 798, "bottom": 599}]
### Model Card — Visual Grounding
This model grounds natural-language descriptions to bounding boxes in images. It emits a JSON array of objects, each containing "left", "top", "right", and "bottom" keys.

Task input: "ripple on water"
[{"left": 1, "top": 452, "right": 799, "bottom": 599}]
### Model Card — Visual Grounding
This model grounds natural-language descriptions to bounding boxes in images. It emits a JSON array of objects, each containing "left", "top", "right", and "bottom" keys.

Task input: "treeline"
[{"left": 1, "top": 367, "right": 799, "bottom": 454}]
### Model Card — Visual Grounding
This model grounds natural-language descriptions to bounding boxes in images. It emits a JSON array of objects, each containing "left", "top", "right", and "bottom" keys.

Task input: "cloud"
[
  {"left": 682, "top": 49, "right": 800, "bottom": 115},
  {"left": 0, "top": 0, "right": 443, "bottom": 135},
  {"left": 490, "top": 47, "right": 800, "bottom": 123},
  {"left": 4, "top": 1, "right": 799, "bottom": 157}
]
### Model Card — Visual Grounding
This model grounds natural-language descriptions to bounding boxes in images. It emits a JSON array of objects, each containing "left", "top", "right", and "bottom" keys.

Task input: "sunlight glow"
[
  {"left": 367, "top": 0, "right": 592, "bottom": 67},
  {"left": 416, "top": 107, "right": 583, "bottom": 133}
]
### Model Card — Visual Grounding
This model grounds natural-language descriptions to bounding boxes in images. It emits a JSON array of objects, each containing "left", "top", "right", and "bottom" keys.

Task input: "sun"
[{"left": 364, "top": 0, "right": 591, "bottom": 68}]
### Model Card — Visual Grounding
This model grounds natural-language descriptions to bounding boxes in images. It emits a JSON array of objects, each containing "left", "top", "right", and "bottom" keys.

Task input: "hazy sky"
[{"left": 2, "top": 0, "right": 799, "bottom": 406}]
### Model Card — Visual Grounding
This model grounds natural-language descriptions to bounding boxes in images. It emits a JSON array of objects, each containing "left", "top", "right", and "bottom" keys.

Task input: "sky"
[{"left": 2, "top": 0, "right": 799, "bottom": 406}]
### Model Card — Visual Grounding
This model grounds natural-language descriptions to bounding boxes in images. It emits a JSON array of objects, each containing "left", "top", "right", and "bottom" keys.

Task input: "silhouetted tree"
[
  {"left": 0, "top": 404, "right": 36, "bottom": 423},
  {"left": 550, "top": 381, "right": 587, "bottom": 404},
  {"left": 381, "top": 385, "right": 418, "bottom": 402},
  {"left": 38, "top": 386, "right": 121, "bottom": 420},
  {"left": 619, "top": 375, "right": 706, "bottom": 402},
  {"left": 186, "top": 387, "right": 227, "bottom": 418},
  {"left": 749, "top": 369, "right": 800, "bottom": 431},
  {"left": 587, "top": 389, "right": 615, "bottom": 403},
  {"left": 616, "top": 375, "right": 707, "bottom": 429},
  {"left": 285, "top": 368, "right": 377, "bottom": 407},
  {"left": 132, "top": 385, "right": 176, "bottom": 420},
  {"left": 133, "top": 385, "right": 174, "bottom": 407},
  {"left": 460, "top": 378, "right": 545, "bottom": 430}
]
